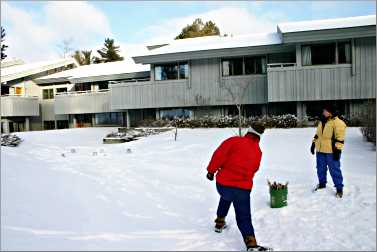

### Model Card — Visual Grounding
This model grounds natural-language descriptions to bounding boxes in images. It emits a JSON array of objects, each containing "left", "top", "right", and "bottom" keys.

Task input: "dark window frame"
[
  {"left": 56, "top": 87, "right": 68, "bottom": 93},
  {"left": 154, "top": 61, "right": 189, "bottom": 81},
  {"left": 42, "top": 89, "right": 54, "bottom": 100},
  {"left": 301, "top": 40, "right": 352, "bottom": 66},
  {"left": 221, "top": 56, "right": 267, "bottom": 77}
]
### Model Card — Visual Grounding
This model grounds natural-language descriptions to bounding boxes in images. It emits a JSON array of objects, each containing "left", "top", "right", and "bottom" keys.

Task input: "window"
[
  {"left": 154, "top": 62, "right": 188, "bottom": 81},
  {"left": 75, "top": 83, "right": 91, "bottom": 92},
  {"left": 57, "top": 120, "right": 69, "bottom": 129},
  {"left": 56, "top": 87, "right": 67, "bottom": 93},
  {"left": 222, "top": 56, "right": 267, "bottom": 76},
  {"left": 302, "top": 41, "right": 351, "bottom": 66},
  {"left": 222, "top": 58, "right": 243, "bottom": 76},
  {"left": 15, "top": 87, "right": 23, "bottom": 95},
  {"left": 95, "top": 112, "right": 122, "bottom": 125},
  {"left": 42, "top": 89, "right": 54, "bottom": 99},
  {"left": 98, "top": 82, "right": 108, "bottom": 90},
  {"left": 44, "top": 121, "right": 55, "bottom": 130},
  {"left": 179, "top": 63, "right": 189, "bottom": 79},
  {"left": 338, "top": 41, "right": 351, "bottom": 64},
  {"left": 1, "top": 86, "right": 9, "bottom": 95},
  {"left": 160, "top": 108, "right": 193, "bottom": 120},
  {"left": 245, "top": 56, "right": 267, "bottom": 74}
]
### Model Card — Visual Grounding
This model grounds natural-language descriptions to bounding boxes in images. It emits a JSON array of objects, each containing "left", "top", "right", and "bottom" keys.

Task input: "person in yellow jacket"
[{"left": 310, "top": 104, "right": 346, "bottom": 198}]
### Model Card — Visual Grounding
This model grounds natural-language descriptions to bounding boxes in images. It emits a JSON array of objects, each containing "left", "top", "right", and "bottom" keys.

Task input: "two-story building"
[
  {"left": 33, "top": 58, "right": 150, "bottom": 129},
  {"left": 109, "top": 15, "right": 376, "bottom": 126},
  {"left": 1, "top": 15, "right": 375, "bottom": 132},
  {"left": 1, "top": 58, "right": 77, "bottom": 133}
]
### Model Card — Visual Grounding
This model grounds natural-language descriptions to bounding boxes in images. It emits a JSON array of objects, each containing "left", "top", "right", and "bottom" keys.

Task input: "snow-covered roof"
[
  {"left": 278, "top": 15, "right": 376, "bottom": 33},
  {"left": 36, "top": 58, "right": 150, "bottom": 84},
  {"left": 1, "top": 58, "right": 25, "bottom": 68},
  {"left": 1, "top": 57, "right": 77, "bottom": 83},
  {"left": 134, "top": 32, "right": 282, "bottom": 57}
]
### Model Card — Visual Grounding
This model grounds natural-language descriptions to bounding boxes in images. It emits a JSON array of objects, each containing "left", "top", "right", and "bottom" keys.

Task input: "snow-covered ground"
[{"left": 1, "top": 127, "right": 375, "bottom": 251}]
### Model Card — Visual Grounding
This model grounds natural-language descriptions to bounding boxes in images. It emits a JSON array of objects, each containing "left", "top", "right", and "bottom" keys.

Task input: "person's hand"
[
  {"left": 310, "top": 143, "right": 315, "bottom": 155},
  {"left": 206, "top": 172, "right": 214, "bottom": 181},
  {"left": 333, "top": 149, "right": 341, "bottom": 161}
]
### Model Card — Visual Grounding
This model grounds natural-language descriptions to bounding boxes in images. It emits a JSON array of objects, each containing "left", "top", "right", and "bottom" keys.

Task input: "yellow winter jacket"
[{"left": 312, "top": 116, "right": 347, "bottom": 153}]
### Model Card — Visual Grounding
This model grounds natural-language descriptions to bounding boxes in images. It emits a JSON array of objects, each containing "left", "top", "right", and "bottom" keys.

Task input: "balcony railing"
[
  {"left": 267, "top": 63, "right": 297, "bottom": 68},
  {"left": 1, "top": 95, "right": 40, "bottom": 117},
  {"left": 267, "top": 64, "right": 359, "bottom": 102},
  {"left": 54, "top": 89, "right": 111, "bottom": 114},
  {"left": 55, "top": 89, "right": 110, "bottom": 96}
]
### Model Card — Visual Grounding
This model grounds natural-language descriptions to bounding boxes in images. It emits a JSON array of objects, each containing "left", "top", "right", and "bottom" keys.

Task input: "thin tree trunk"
[{"left": 237, "top": 104, "right": 242, "bottom": 136}]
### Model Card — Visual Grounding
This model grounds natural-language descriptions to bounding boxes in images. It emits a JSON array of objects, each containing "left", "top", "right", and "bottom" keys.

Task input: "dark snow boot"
[
  {"left": 336, "top": 189, "right": 343, "bottom": 198},
  {"left": 244, "top": 236, "right": 273, "bottom": 251},
  {"left": 214, "top": 217, "right": 227, "bottom": 233},
  {"left": 313, "top": 183, "right": 326, "bottom": 192}
]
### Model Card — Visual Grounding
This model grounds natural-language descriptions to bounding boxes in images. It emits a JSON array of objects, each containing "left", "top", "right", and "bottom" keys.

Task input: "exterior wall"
[
  {"left": 54, "top": 91, "right": 111, "bottom": 114},
  {"left": 1, "top": 96, "right": 39, "bottom": 117},
  {"left": 110, "top": 58, "right": 268, "bottom": 110},
  {"left": 267, "top": 37, "right": 376, "bottom": 102}
]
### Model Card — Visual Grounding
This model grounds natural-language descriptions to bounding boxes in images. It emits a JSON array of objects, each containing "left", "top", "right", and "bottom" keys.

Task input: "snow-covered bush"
[
  {"left": 360, "top": 100, "right": 376, "bottom": 145},
  {"left": 138, "top": 114, "right": 300, "bottom": 128}
]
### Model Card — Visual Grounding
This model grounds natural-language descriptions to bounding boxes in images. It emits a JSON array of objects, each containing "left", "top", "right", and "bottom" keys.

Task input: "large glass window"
[
  {"left": 95, "top": 112, "right": 122, "bottom": 125},
  {"left": 222, "top": 58, "right": 243, "bottom": 76},
  {"left": 222, "top": 56, "right": 267, "bottom": 76},
  {"left": 43, "top": 121, "right": 55, "bottom": 130},
  {"left": 57, "top": 120, "right": 69, "bottom": 129},
  {"left": 302, "top": 41, "right": 351, "bottom": 66},
  {"left": 245, "top": 56, "right": 267, "bottom": 74},
  {"left": 42, "top": 89, "right": 54, "bottom": 99},
  {"left": 160, "top": 108, "right": 193, "bottom": 120},
  {"left": 56, "top": 87, "right": 67, "bottom": 93},
  {"left": 179, "top": 63, "right": 189, "bottom": 79},
  {"left": 338, "top": 41, "right": 351, "bottom": 64},
  {"left": 155, "top": 62, "right": 188, "bottom": 81}
]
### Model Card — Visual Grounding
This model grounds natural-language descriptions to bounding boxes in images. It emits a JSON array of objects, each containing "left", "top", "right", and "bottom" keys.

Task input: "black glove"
[
  {"left": 333, "top": 149, "right": 341, "bottom": 161},
  {"left": 206, "top": 172, "right": 214, "bottom": 181},
  {"left": 310, "top": 143, "right": 315, "bottom": 155}
]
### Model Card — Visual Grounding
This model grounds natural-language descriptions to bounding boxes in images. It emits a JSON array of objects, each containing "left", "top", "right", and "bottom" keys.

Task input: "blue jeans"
[
  {"left": 316, "top": 152, "right": 344, "bottom": 190},
  {"left": 216, "top": 183, "right": 255, "bottom": 237}
]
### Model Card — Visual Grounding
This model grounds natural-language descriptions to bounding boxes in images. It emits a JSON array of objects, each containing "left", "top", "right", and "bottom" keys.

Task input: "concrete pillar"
[
  {"left": 2, "top": 119, "right": 10, "bottom": 134},
  {"left": 73, "top": 116, "right": 78, "bottom": 128},
  {"left": 156, "top": 108, "right": 160, "bottom": 120},
  {"left": 25, "top": 117, "right": 30, "bottom": 131},
  {"left": 296, "top": 102, "right": 307, "bottom": 121},
  {"left": 126, "top": 110, "right": 130, "bottom": 129},
  {"left": 91, "top": 114, "right": 96, "bottom": 127},
  {"left": 261, "top": 104, "right": 267, "bottom": 116}
]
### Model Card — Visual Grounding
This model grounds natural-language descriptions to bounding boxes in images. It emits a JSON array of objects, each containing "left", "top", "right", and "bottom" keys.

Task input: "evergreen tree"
[
  {"left": 82, "top": 50, "right": 93, "bottom": 65},
  {"left": 72, "top": 50, "right": 85, "bottom": 65},
  {"left": 1, "top": 27, "right": 8, "bottom": 60},
  {"left": 175, "top": 18, "right": 220, "bottom": 40},
  {"left": 72, "top": 50, "right": 94, "bottom": 65},
  {"left": 95, "top": 38, "right": 124, "bottom": 63}
]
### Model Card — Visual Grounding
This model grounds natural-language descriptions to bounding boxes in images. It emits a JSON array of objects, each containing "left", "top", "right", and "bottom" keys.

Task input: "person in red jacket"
[{"left": 206, "top": 124, "right": 267, "bottom": 251}]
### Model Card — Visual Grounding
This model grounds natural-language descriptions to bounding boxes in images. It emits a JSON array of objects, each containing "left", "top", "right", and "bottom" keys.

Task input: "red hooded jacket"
[{"left": 207, "top": 134, "right": 262, "bottom": 190}]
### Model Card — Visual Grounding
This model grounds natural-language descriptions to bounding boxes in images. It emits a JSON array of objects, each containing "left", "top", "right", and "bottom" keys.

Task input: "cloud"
[
  {"left": 137, "top": 7, "right": 277, "bottom": 45},
  {"left": 1, "top": 1, "right": 112, "bottom": 62}
]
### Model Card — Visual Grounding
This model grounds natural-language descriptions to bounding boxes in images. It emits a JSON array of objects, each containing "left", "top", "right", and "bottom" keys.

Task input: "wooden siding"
[
  {"left": 1, "top": 96, "right": 39, "bottom": 117},
  {"left": 267, "top": 37, "right": 376, "bottom": 102},
  {"left": 110, "top": 58, "right": 267, "bottom": 110},
  {"left": 54, "top": 91, "right": 111, "bottom": 114}
]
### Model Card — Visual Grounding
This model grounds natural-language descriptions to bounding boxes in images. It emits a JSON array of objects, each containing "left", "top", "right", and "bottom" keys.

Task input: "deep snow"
[{"left": 1, "top": 127, "right": 376, "bottom": 251}]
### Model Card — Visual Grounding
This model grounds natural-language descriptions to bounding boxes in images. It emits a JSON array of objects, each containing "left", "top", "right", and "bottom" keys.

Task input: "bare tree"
[
  {"left": 219, "top": 78, "right": 252, "bottom": 136},
  {"left": 57, "top": 38, "right": 74, "bottom": 58}
]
